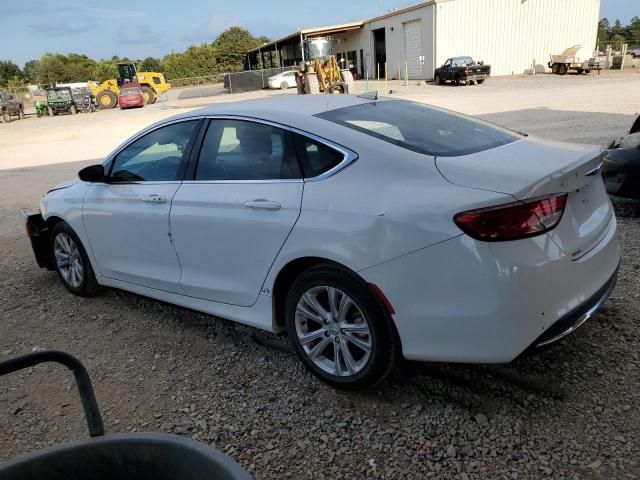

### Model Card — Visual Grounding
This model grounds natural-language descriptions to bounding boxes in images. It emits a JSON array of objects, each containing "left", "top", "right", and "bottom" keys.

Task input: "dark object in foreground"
[
  {"left": 603, "top": 115, "right": 640, "bottom": 199},
  {"left": 0, "top": 351, "right": 252, "bottom": 480}
]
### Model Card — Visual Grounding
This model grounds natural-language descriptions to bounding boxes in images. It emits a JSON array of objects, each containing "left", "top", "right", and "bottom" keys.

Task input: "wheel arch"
[{"left": 271, "top": 256, "right": 398, "bottom": 337}]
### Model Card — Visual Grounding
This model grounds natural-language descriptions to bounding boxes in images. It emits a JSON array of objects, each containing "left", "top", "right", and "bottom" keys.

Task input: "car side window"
[
  {"left": 292, "top": 133, "right": 344, "bottom": 178},
  {"left": 444, "top": 59, "right": 452, "bottom": 68},
  {"left": 195, "top": 119, "right": 300, "bottom": 180},
  {"left": 109, "top": 120, "right": 198, "bottom": 182}
]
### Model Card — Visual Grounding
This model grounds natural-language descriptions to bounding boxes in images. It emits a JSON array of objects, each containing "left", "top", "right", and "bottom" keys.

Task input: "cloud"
[
  {"left": 116, "top": 23, "right": 165, "bottom": 45},
  {"left": 180, "top": 15, "right": 296, "bottom": 45},
  {"left": 180, "top": 15, "right": 239, "bottom": 43},
  {"left": 27, "top": 18, "right": 97, "bottom": 37}
]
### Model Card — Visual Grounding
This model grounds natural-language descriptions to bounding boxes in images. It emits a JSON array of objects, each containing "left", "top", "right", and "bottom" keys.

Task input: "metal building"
[{"left": 247, "top": 0, "right": 601, "bottom": 80}]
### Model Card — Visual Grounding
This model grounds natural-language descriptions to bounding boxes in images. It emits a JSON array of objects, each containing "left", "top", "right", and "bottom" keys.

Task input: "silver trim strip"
[
  {"left": 201, "top": 115, "right": 359, "bottom": 182},
  {"left": 585, "top": 162, "right": 604, "bottom": 177},
  {"left": 535, "top": 273, "right": 617, "bottom": 348}
]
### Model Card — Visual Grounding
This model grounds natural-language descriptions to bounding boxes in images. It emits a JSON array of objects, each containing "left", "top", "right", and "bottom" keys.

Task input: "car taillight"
[{"left": 453, "top": 193, "right": 568, "bottom": 242}]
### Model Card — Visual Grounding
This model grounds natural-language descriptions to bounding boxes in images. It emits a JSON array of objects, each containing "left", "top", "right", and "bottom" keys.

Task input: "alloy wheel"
[
  {"left": 54, "top": 232, "right": 84, "bottom": 288},
  {"left": 294, "top": 286, "right": 372, "bottom": 377}
]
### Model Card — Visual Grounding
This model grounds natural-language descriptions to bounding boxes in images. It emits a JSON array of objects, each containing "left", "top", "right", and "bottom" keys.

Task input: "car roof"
[{"left": 164, "top": 94, "right": 381, "bottom": 127}]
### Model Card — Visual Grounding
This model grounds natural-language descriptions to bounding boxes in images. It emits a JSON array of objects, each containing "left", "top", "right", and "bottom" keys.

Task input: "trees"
[
  {"left": 92, "top": 60, "right": 118, "bottom": 83},
  {"left": 0, "top": 60, "right": 23, "bottom": 86},
  {"left": 163, "top": 43, "right": 218, "bottom": 79},
  {"left": 140, "top": 57, "right": 162, "bottom": 72},
  {"left": 214, "top": 27, "right": 265, "bottom": 73}
]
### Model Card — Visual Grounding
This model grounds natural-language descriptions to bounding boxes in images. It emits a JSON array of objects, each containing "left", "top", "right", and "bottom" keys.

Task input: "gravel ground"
[{"left": 1, "top": 71, "right": 639, "bottom": 479}]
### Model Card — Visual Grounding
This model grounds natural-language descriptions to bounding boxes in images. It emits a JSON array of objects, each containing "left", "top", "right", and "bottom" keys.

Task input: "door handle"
[
  {"left": 141, "top": 195, "right": 167, "bottom": 204},
  {"left": 243, "top": 200, "right": 281, "bottom": 211}
]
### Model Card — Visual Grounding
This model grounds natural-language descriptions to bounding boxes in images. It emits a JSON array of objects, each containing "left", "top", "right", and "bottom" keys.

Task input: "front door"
[
  {"left": 170, "top": 118, "right": 303, "bottom": 306},
  {"left": 83, "top": 120, "right": 200, "bottom": 292}
]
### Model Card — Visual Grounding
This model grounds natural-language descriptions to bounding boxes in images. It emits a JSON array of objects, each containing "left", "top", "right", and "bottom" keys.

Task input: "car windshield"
[
  {"left": 452, "top": 56, "right": 474, "bottom": 66},
  {"left": 47, "top": 90, "right": 72, "bottom": 102},
  {"left": 316, "top": 100, "right": 521, "bottom": 157}
]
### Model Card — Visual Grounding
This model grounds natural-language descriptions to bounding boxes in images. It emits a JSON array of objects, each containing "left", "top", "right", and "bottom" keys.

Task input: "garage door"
[{"left": 404, "top": 20, "right": 422, "bottom": 79}]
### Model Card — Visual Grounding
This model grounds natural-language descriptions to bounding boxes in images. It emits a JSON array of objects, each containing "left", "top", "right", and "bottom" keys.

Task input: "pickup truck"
[
  {"left": 0, "top": 91, "right": 24, "bottom": 122},
  {"left": 434, "top": 57, "right": 491, "bottom": 86}
]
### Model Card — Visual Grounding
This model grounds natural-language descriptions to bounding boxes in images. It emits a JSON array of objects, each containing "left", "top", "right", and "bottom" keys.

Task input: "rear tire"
[
  {"left": 577, "top": 68, "right": 584, "bottom": 74},
  {"left": 18, "top": 108, "right": 24, "bottom": 120},
  {"left": 434, "top": 74, "right": 443, "bottom": 85},
  {"left": 71, "top": 105, "right": 77, "bottom": 115},
  {"left": 558, "top": 64, "right": 568, "bottom": 75},
  {"left": 304, "top": 74, "right": 321, "bottom": 94},
  {"left": 96, "top": 91, "right": 117, "bottom": 109},
  {"left": 285, "top": 264, "right": 398, "bottom": 390},
  {"left": 51, "top": 222, "right": 99, "bottom": 296},
  {"left": 477, "top": 79, "right": 485, "bottom": 85},
  {"left": 280, "top": 81, "right": 289, "bottom": 90},
  {"left": 1, "top": 109, "right": 9, "bottom": 123},
  {"left": 295, "top": 74, "right": 306, "bottom": 94},
  {"left": 141, "top": 86, "right": 156, "bottom": 105},
  {"left": 340, "top": 70, "right": 355, "bottom": 94}
]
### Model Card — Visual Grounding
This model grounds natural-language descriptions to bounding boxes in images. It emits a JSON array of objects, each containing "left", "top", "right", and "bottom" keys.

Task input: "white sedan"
[
  {"left": 267, "top": 70, "right": 298, "bottom": 90},
  {"left": 25, "top": 95, "right": 620, "bottom": 389}
]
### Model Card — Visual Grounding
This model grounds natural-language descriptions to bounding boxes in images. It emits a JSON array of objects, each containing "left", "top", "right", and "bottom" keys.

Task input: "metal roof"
[
  {"left": 247, "top": 21, "right": 364, "bottom": 53},
  {"left": 247, "top": 0, "right": 438, "bottom": 53}
]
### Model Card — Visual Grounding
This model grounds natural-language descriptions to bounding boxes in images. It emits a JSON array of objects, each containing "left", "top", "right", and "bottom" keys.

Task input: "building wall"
[
  {"left": 435, "top": 0, "right": 601, "bottom": 77},
  {"left": 365, "top": 5, "right": 435, "bottom": 80}
]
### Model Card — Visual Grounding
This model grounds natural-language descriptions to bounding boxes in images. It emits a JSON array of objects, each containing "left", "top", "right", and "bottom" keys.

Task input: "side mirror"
[{"left": 78, "top": 164, "right": 105, "bottom": 183}]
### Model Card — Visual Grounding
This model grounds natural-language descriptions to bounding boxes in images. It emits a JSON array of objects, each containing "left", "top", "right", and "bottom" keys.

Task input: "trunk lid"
[{"left": 437, "top": 137, "right": 613, "bottom": 258}]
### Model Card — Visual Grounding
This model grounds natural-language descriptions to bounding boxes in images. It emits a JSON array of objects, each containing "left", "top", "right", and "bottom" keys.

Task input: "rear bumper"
[
  {"left": 464, "top": 73, "right": 489, "bottom": 81},
  {"left": 527, "top": 264, "right": 618, "bottom": 350},
  {"left": 360, "top": 214, "right": 620, "bottom": 363},
  {"left": 23, "top": 212, "right": 54, "bottom": 270}
]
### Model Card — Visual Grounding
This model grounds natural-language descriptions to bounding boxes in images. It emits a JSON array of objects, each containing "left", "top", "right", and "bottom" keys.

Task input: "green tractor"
[{"left": 45, "top": 87, "right": 78, "bottom": 116}]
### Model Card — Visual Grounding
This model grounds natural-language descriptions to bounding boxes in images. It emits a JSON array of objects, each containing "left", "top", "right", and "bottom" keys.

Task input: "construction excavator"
[
  {"left": 88, "top": 62, "right": 171, "bottom": 109},
  {"left": 296, "top": 37, "right": 355, "bottom": 94}
]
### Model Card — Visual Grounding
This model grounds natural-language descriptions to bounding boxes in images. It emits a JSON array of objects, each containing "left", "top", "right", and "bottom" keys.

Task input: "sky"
[{"left": 0, "top": 0, "right": 636, "bottom": 67}]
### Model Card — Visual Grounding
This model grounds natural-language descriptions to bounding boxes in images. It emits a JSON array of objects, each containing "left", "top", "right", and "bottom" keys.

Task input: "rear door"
[{"left": 170, "top": 118, "right": 303, "bottom": 306}]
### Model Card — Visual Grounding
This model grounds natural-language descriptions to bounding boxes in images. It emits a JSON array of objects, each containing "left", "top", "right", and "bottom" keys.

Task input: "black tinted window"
[
  {"left": 110, "top": 120, "right": 198, "bottom": 182},
  {"left": 196, "top": 120, "right": 299, "bottom": 180},
  {"left": 316, "top": 100, "right": 520, "bottom": 157},
  {"left": 293, "top": 134, "right": 344, "bottom": 178}
]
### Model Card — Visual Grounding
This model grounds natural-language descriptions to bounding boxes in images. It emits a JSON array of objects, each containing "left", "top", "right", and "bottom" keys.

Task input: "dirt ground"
[{"left": 1, "top": 70, "right": 639, "bottom": 479}]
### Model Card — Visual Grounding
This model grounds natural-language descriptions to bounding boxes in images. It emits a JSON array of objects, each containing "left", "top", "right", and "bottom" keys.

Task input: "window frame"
[
  {"left": 182, "top": 116, "right": 358, "bottom": 183},
  {"left": 102, "top": 118, "right": 204, "bottom": 185}
]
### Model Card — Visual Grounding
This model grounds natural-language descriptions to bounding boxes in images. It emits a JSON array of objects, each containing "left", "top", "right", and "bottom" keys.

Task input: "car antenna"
[{"left": 358, "top": 91, "right": 378, "bottom": 101}]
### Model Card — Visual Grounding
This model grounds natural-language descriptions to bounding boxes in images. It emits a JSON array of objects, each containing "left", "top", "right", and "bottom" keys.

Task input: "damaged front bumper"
[{"left": 20, "top": 211, "right": 54, "bottom": 270}]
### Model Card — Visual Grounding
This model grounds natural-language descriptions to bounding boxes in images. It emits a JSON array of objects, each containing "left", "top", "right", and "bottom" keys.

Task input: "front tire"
[
  {"left": 285, "top": 264, "right": 398, "bottom": 390},
  {"left": 19, "top": 108, "right": 24, "bottom": 120},
  {"left": 71, "top": 105, "right": 77, "bottom": 115},
  {"left": 51, "top": 222, "right": 99, "bottom": 296},
  {"left": 96, "top": 91, "right": 117, "bottom": 109}
]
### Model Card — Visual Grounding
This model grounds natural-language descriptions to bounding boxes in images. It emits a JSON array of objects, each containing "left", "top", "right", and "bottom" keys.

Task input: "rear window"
[
  {"left": 120, "top": 88, "right": 141, "bottom": 96},
  {"left": 316, "top": 100, "right": 521, "bottom": 157}
]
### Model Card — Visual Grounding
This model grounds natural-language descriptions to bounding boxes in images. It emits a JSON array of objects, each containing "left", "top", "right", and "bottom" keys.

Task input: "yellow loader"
[
  {"left": 296, "top": 37, "right": 355, "bottom": 94},
  {"left": 88, "top": 62, "right": 171, "bottom": 109}
]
